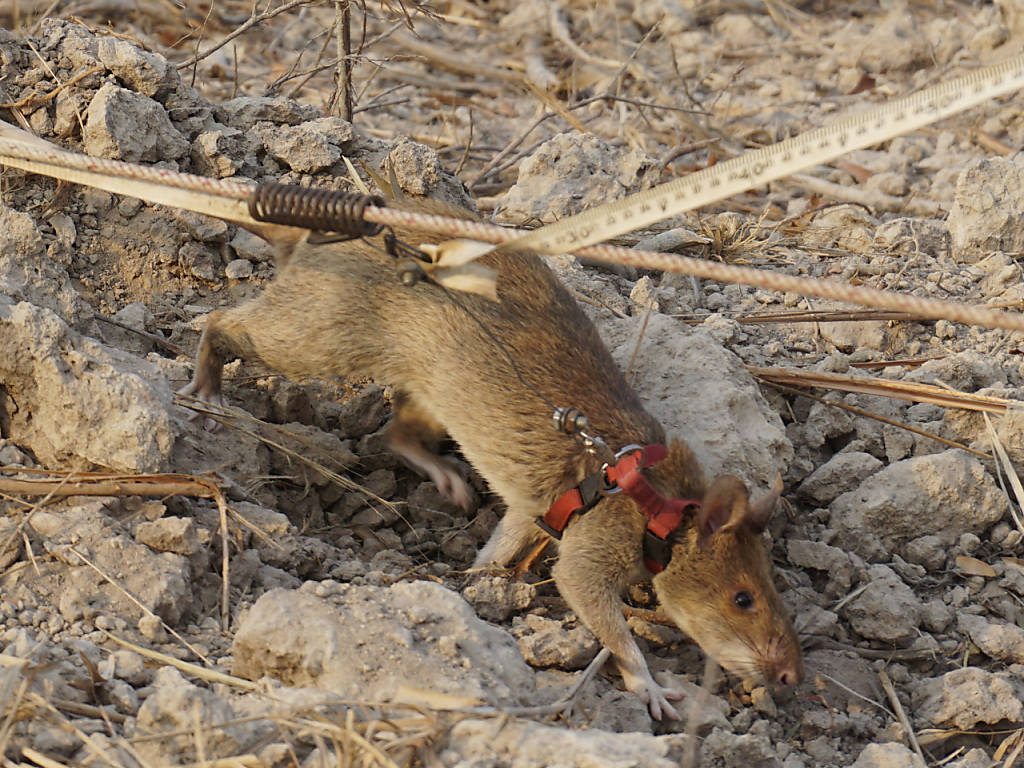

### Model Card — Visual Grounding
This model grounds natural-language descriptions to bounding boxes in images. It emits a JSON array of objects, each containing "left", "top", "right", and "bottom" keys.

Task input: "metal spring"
[{"left": 248, "top": 183, "right": 385, "bottom": 238}]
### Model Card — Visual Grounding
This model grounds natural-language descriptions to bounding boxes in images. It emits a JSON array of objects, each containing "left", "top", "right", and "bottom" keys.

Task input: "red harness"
[{"left": 538, "top": 444, "right": 701, "bottom": 573}]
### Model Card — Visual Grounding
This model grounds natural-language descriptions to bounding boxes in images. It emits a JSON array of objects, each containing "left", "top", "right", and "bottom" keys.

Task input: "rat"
[{"left": 181, "top": 197, "right": 804, "bottom": 720}]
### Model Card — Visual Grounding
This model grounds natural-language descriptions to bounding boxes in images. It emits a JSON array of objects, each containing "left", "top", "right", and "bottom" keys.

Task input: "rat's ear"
[
  {"left": 745, "top": 475, "right": 783, "bottom": 534},
  {"left": 697, "top": 475, "right": 749, "bottom": 539},
  {"left": 236, "top": 222, "right": 308, "bottom": 267}
]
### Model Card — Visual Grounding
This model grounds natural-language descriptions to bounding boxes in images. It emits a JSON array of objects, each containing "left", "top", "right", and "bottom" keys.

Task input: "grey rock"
[
  {"left": 191, "top": 129, "right": 244, "bottom": 178},
  {"left": 0, "top": 516, "right": 23, "bottom": 570},
  {"left": 912, "top": 667, "right": 1024, "bottom": 729},
  {"left": 845, "top": 570, "right": 922, "bottom": 644},
  {"left": 958, "top": 613, "right": 1024, "bottom": 664},
  {"left": 0, "top": 295, "right": 176, "bottom": 473},
  {"left": 905, "top": 535, "right": 947, "bottom": 570},
  {"left": 213, "top": 96, "right": 319, "bottom": 129},
  {"left": 513, "top": 614, "right": 599, "bottom": 669},
  {"left": 0, "top": 204, "right": 91, "bottom": 328},
  {"left": 604, "top": 316, "right": 792, "bottom": 489},
  {"left": 46, "top": 503, "right": 193, "bottom": 624},
  {"left": 786, "top": 540, "right": 849, "bottom": 572},
  {"left": 818, "top": 319, "right": 887, "bottom": 353},
  {"left": 701, "top": 727, "right": 780, "bottom": 768},
  {"left": 850, "top": 743, "right": 925, "bottom": 768},
  {"left": 463, "top": 575, "right": 536, "bottom": 621},
  {"left": 225, "top": 259, "right": 254, "bottom": 280},
  {"left": 232, "top": 583, "right": 535, "bottom": 705},
  {"left": 96, "top": 37, "right": 176, "bottom": 96},
  {"left": 84, "top": 82, "right": 188, "bottom": 161},
  {"left": 872, "top": 218, "right": 949, "bottom": 259},
  {"left": 385, "top": 138, "right": 477, "bottom": 210},
  {"left": 172, "top": 209, "right": 231, "bottom": 243},
  {"left": 444, "top": 718, "right": 684, "bottom": 767},
  {"left": 857, "top": 9, "right": 932, "bottom": 73},
  {"left": 499, "top": 133, "right": 656, "bottom": 223},
  {"left": 948, "top": 158, "right": 1024, "bottom": 263},
  {"left": 229, "top": 229, "right": 276, "bottom": 264},
  {"left": 263, "top": 123, "right": 341, "bottom": 173},
  {"left": 136, "top": 675, "right": 262, "bottom": 763},
  {"left": 798, "top": 451, "right": 883, "bottom": 505},
  {"left": 135, "top": 517, "right": 200, "bottom": 556},
  {"left": 830, "top": 450, "right": 1007, "bottom": 552},
  {"left": 946, "top": 748, "right": 1004, "bottom": 768}
]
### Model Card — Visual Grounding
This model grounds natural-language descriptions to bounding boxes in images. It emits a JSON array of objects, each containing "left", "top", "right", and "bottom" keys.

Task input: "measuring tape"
[{"left": 494, "top": 53, "right": 1024, "bottom": 256}]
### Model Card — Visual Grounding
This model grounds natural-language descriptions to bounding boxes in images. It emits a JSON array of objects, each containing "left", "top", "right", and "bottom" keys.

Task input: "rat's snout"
[
  {"left": 764, "top": 641, "right": 805, "bottom": 689},
  {"left": 773, "top": 659, "right": 804, "bottom": 688}
]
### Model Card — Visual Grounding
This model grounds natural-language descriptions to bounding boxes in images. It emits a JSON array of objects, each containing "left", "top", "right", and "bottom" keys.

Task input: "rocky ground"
[{"left": 2, "top": 1, "right": 1024, "bottom": 766}]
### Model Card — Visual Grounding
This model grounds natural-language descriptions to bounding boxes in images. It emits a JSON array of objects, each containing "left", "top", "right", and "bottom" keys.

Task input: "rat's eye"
[{"left": 734, "top": 591, "right": 754, "bottom": 610}]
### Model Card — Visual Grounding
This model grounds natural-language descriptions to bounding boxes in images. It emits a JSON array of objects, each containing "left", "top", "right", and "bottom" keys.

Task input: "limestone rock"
[{"left": 232, "top": 582, "right": 535, "bottom": 706}]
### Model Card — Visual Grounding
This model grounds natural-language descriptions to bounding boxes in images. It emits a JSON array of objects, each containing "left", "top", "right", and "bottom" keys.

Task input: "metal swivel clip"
[{"left": 552, "top": 407, "right": 615, "bottom": 466}]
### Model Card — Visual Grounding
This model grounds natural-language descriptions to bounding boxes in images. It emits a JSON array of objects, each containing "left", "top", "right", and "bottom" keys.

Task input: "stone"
[
  {"left": 798, "top": 452, "right": 883, "bottom": 506},
  {"left": 499, "top": 133, "right": 656, "bottom": 223},
  {"left": 701, "top": 728, "right": 780, "bottom": 768},
  {"left": 844, "top": 569, "right": 922, "bottom": 645},
  {"left": 912, "top": 667, "right": 1024, "bottom": 729},
  {"left": 263, "top": 124, "right": 341, "bottom": 173},
  {"left": 443, "top": 718, "right": 684, "bottom": 767},
  {"left": 786, "top": 540, "right": 850, "bottom": 572},
  {"left": 84, "top": 82, "right": 188, "bottom": 162},
  {"left": 95, "top": 37, "right": 175, "bottom": 96},
  {"left": 136, "top": 678, "right": 262, "bottom": 763},
  {"left": 135, "top": 517, "right": 200, "bottom": 556},
  {"left": 0, "top": 203, "right": 91, "bottom": 328},
  {"left": 513, "top": 614, "right": 600, "bottom": 669},
  {"left": 850, "top": 743, "right": 925, "bottom": 768},
  {"left": 948, "top": 158, "right": 1024, "bottom": 263},
  {"left": 232, "top": 582, "right": 535, "bottom": 705},
  {"left": 463, "top": 575, "right": 536, "bottom": 621},
  {"left": 0, "top": 295, "right": 177, "bottom": 473},
  {"left": 958, "top": 613, "right": 1024, "bottom": 664},
  {"left": 225, "top": 259, "right": 254, "bottom": 280},
  {"left": 604, "top": 316, "right": 792, "bottom": 489},
  {"left": 829, "top": 451, "right": 1007, "bottom": 552},
  {"left": 191, "top": 129, "right": 244, "bottom": 178},
  {"left": 905, "top": 535, "right": 947, "bottom": 571},
  {"left": 213, "top": 96, "right": 319, "bottom": 129},
  {"left": 857, "top": 9, "right": 932, "bottom": 73}
]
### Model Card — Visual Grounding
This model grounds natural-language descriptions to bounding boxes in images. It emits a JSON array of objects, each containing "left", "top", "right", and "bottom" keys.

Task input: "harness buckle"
[{"left": 600, "top": 444, "right": 646, "bottom": 494}]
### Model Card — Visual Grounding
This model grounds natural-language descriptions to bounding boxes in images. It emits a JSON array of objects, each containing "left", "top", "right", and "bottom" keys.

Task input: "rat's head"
[{"left": 652, "top": 474, "right": 803, "bottom": 689}]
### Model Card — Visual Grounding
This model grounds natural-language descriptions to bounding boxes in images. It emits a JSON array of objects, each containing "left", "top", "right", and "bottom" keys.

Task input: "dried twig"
[
  {"left": 879, "top": 670, "right": 926, "bottom": 763},
  {"left": 178, "top": 0, "right": 315, "bottom": 71},
  {"left": 101, "top": 633, "right": 258, "bottom": 691},
  {"left": 751, "top": 366, "right": 1011, "bottom": 414},
  {"left": 761, "top": 380, "right": 989, "bottom": 458},
  {"left": 984, "top": 414, "right": 1024, "bottom": 539}
]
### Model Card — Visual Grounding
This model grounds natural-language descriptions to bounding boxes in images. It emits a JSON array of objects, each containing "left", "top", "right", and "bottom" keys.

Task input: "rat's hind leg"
[
  {"left": 385, "top": 394, "right": 474, "bottom": 510},
  {"left": 473, "top": 508, "right": 548, "bottom": 569},
  {"left": 179, "top": 308, "right": 260, "bottom": 432}
]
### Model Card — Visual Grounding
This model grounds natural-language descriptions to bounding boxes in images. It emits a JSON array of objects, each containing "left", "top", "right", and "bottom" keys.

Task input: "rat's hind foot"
[
  {"left": 387, "top": 429, "right": 474, "bottom": 509},
  {"left": 177, "top": 378, "right": 224, "bottom": 433},
  {"left": 178, "top": 310, "right": 232, "bottom": 433}
]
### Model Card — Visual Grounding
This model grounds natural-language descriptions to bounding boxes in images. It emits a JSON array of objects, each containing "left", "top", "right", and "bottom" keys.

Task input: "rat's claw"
[
  {"left": 435, "top": 468, "right": 474, "bottom": 510},
  {"left": 623, "top": 668, "right": 684, "bottom": 721},
  {"left": 177, "top": 381, "right": 224, "bottom": 434},
  {"left": 644, "top": 685, "right": 683, "bottom": 721}
]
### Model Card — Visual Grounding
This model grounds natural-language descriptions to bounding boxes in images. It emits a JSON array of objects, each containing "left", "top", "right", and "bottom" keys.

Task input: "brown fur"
[{"left": 181, "top": 198, "right": 803, "bottom": 719}]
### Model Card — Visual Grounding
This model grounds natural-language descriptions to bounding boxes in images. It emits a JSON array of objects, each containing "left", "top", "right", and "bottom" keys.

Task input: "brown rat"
[{"left": 181, "top": 197, "right": 804, "bottom": 719}]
